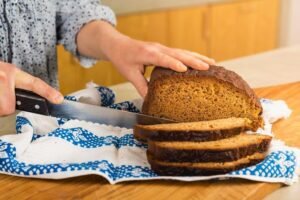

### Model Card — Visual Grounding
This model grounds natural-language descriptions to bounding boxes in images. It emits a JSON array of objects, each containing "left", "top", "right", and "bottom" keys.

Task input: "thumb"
[{"left": 15, "top": 70, "right": 64, "bottom": 104}]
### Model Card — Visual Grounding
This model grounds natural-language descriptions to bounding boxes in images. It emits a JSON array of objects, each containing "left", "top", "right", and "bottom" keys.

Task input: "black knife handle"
[{"left": 15, "top": 89, "right": 50, "bottom": 115}]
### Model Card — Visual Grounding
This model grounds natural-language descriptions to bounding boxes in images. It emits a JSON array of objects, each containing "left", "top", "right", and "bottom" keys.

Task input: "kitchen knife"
[{"left": 15, "top": 89, "right": 176, "bottom": 128}]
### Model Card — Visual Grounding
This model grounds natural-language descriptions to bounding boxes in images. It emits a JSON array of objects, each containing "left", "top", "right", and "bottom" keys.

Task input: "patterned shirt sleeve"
[{"left": 56, "top": 0, "right": 116, "bottom": 68}]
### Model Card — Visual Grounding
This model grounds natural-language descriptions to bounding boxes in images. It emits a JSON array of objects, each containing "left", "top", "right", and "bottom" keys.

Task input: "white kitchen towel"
[{"left": 0, "top": 85, "right": 299, "bottom": 185}]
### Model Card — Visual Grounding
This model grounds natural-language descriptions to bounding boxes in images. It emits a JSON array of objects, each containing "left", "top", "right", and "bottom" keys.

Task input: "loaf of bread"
[
  {"left": 142, "top": 65, "right": 263, "bottom": 130},
  {"left": 135, "top": 66, "right": 269, "bottom": 176}
]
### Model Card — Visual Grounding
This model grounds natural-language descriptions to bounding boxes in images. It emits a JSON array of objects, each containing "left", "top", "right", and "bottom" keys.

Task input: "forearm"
[{"left": 76, "top": 20, "right": 128, "bottom": 61}]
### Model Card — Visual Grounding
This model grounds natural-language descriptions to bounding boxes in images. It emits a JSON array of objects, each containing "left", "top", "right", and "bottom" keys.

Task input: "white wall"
[{"left": 279, "top": 0, "right": 300, "bottom": 46}]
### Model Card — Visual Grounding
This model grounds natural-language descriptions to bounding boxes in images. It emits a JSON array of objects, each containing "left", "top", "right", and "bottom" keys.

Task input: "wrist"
[
  {"left": 77, "top": 20, "right": 127, "bottom": 60},
  {"left": 95, "top": 22, "right": 131, "bottom": 62}
]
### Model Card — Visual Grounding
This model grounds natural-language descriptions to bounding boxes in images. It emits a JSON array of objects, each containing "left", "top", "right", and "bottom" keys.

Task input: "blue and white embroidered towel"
[{"left": 0, "top": 85, "right": 299, "bottom": 185}]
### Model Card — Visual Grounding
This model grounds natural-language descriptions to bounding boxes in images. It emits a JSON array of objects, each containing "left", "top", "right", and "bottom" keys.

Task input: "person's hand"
[
  {"left": 77, "top": 20, "right": 215, "bottom": 98},
  {"left": 107, "top": 37, "right": 215, "bottom": 97},
  {"left": 0, "top": 61, "right": 64, "bottom": 116}
]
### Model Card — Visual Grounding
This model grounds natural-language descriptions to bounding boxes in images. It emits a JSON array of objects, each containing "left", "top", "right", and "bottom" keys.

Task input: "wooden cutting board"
[{"left": 0, "top": 82, "right": 299, "bottom": 200}]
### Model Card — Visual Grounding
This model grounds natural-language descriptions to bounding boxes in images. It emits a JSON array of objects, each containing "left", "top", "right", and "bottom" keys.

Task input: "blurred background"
[{"left": 57, "top": 0, "right": 300, "bottom": 95}]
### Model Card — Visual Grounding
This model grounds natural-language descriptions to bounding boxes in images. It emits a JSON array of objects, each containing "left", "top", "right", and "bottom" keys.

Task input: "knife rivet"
[
  {"left": 35, "top": 104, "right": 40, "bottom": 110},
  {"left": 16, "top": 101, "right": 21, "bottom": 106}
]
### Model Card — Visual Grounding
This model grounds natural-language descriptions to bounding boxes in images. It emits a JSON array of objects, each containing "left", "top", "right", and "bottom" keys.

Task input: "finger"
[
  {"left": 150, "top": 43, "right": 215, "bottom": 66},
  {"left": 181, "top": 49, "right": 216, "bottom": 65},
  {"left": 128, "top": 71, "right": 149, "bottom": 98},
  {"left": 15, "top": 70, "right": 64, "bottom": 104},
  {"left": 0, "top": 70, "right": 16, "bottom": 115},
  {"left": 159, "top": 47, "right": 210, "bottom": 70},
  {"left": 144, "top": 49, "right": 187, "bottom": 72}
]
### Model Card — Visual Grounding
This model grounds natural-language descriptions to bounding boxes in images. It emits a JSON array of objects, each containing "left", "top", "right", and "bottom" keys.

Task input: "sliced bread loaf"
[
  {"left": 147, "top": 134, "right": 272, "bottom": 163},
  {"left": 147, "top": 152, "right": 266, "bottom": 176},
  {"left": 134, "top": 117, "right": 251, "bottom": 141},
  {"left": 142, "top": 66, "right": 263, "bottom": 130},
  {"left": 136, "top": 65, "right": 270, "bottom": 176}
]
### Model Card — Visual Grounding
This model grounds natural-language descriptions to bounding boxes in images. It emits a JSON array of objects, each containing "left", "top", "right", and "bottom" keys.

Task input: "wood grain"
[
  {"left": 118, "top": 11, "right": 169, "bottom": 45},
  {"left": 0, "top": 82, "right": 299, "bottom": 200},
  {"left": 167, "top": 6, "right": 209, "bottom": 55},
  {"left": 209, "top": 0, "right": 279, "bottom": 61},
  {"left": 57, "top": 46, "right": 121, "bottom": 95}
]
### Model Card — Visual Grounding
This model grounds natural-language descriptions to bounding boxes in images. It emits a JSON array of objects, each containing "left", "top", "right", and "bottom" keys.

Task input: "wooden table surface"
[{"left": 0, "top": 82, "right": 299, "bottom": 200}]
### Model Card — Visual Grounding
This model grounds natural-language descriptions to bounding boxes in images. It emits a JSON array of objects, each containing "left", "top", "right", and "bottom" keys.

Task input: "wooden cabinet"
[
  {"left": 168, "top": 7, "right": 209, "bottom": 55},
  {"left": 209, "top": 0, "right": 280, "bottom": 61},
  {"left": 57, "top": 47, "right": 120, "bottom": 95},
  {"left": 117, "top": 12, "right": 169, "bottom": 78},
  {"left": 117, "top": 12, "right": 168, "bottom": 45},
  {"left": 58, "top": 0, "right": 280, "bottom": 95},
  {"left": 255, "top": 0, "right": 280, "bottom": 52}
]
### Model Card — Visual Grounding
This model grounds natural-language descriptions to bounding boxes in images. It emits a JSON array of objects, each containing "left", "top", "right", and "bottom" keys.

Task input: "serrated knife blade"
[{"left": 15, "top": 89, "right": 175, "bottom": 128}]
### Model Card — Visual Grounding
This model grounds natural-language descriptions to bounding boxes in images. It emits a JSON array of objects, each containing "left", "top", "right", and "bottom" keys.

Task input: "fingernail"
[
  {"left": 55, "top": 93, "right": 64, "bottom": 103},
  {"left": 200, "top": 62, "right": 209, "bottom": 70},
  {"left": 178, "top": 64, "right": 187, "bottom": 72},
  {"left": 211, "top": 59, "right": 216, "bottom": 64}
]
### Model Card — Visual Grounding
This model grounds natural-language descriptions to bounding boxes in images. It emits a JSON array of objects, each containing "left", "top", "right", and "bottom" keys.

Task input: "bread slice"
[
  {"left": 134, "top": 117, "right": 251, "bottom": 141},
  {"left": 147, "top": 152, "right": 266, "bottom": 176},
  {"left": 148, "top": 134, "right": 272, "bottom": 163},
  {"left": 142, "top": 66, "right": 263, "bottom": 131}
]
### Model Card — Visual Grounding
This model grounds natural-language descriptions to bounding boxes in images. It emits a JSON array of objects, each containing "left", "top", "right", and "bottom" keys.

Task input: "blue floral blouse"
[{"left": 0, "top": 0, "right": 116, "bottom": 88}]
